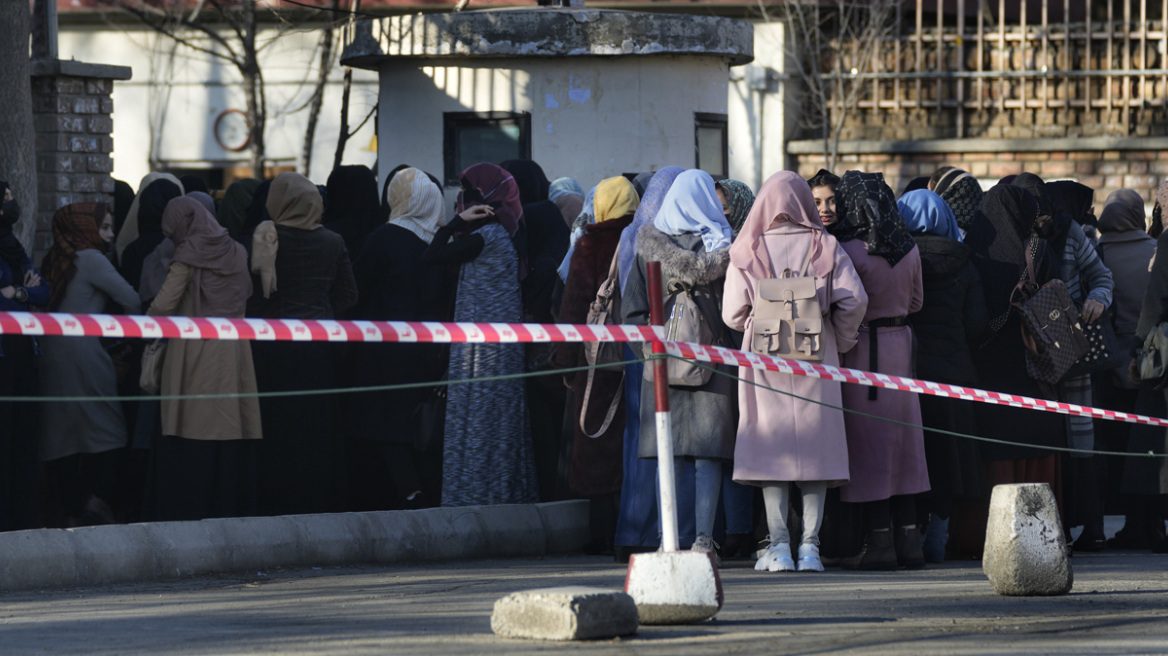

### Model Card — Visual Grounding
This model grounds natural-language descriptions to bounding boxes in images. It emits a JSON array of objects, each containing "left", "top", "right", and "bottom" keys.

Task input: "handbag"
[
  {"left": 1010, "top": 242, "right": 1090, "bottom": 385},
  {"left": 1138, "top": 322, "right": 1168, "bottom": 389},
  {"left": 139, "top": 338, "right": 168, "bottom": 395},
  {"left": 1065, "top": 308, "right": 1127, "bottom": 378},
  {"left": 579, "top": 248, "right": 626, "bottom": 438}
]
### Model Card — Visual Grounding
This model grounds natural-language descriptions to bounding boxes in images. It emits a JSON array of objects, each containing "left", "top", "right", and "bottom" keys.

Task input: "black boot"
[
  {"left": 841, "top": 530, "right": 897, "bottom": 571},
  {"left": 894, "top": 526, "right": 926, "bottom": 569}
]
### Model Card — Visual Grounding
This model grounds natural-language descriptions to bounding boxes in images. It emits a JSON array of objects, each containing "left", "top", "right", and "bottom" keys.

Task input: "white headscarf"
[
  {"left": 387, "top": 168, "right": 444, "bottom": 244},
  {"left": 652, "top": 169, "right": 733, "bottom": 252}
]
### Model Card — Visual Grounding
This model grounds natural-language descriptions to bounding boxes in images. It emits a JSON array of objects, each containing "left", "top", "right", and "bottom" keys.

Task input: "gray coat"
[{"left": 621, "top": 226, "right": 736, "bottom": 461}]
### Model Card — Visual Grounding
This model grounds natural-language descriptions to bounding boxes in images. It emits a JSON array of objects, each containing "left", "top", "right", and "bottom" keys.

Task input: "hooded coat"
[
  {"left": 622, "top": 226, "right": 737, "bottom": 460},
  {"left": 722, "top": 173, "right": 867, "bottom": 485}
]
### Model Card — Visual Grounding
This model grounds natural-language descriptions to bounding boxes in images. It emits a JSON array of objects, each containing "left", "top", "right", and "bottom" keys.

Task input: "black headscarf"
[
  {"left": 112, "top": 178, "right": 135, "bottom": 236},
  {"left": 1012, "top": 172, "right": 1073, "bottom": 256},
  {"left": 241, "top": 179, "right": 273, "bottom": 241},
  {"left": 322, "top": 165, "right": 381, "bottom": 260},
  {"left": 120, "top": 178, "right": 181, "bottom": 290},
  {"left": 500, "top": 159, "right": 551, "bottom": 206},
  {"left": 973, "top": 184, "right": 1054, "bottom": 318},
  {"left": 1046, "top": 180, "right": 1097, "bottom": 228},
  {"left": 632, "top": 171, "right": 655, "bottom": 198},
  {"left": 179, "top": 174, "right": 210, "bottom": 195},
  {"left": 828, "top": 170, "right": 916, "bottom": 266},
  {"left": 0, "top": 180, "right": 27, "bottom": 271},
  {"left": 902, "top": 176, "right": 930, "bottom": 194}
]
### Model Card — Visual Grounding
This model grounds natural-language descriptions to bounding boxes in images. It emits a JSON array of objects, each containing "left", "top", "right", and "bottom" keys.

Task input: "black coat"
[
  {"left": 909, "top": 234, "right": 988, "bottom": 499},
  {"left": 344, "top": 224, "right": 455, "bottom": 445},
  {"left": 910, "top": 235, "right": 987, "bottom": 386}
]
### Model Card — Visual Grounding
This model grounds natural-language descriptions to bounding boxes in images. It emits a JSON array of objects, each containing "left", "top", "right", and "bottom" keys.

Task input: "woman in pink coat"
[
  {"left": 827, "top": 170, "right": 930, "bottom": 571},
  {"left": 723, "top": 171, "right": 868, "bottom": 572}
]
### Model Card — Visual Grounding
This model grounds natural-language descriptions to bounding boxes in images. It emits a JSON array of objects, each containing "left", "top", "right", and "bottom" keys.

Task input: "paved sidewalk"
[{"left": 3, "top": 550, "right": 1167, "bottom": 655}]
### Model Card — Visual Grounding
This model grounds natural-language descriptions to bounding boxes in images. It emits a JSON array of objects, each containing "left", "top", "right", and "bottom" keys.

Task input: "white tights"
[{"left": 761, "top": 481, "right": 828, "bottom": 546}]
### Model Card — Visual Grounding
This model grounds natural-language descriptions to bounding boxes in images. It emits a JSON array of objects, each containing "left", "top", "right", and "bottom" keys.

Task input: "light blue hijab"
[
  {"left": 652, "top": 169, "right": 734, "bottom": 253},
  {"left": 618, "top": 166, "right": 685, "bottom": 291},
  {"left": 557, "top": 185, "right": 597, "bottom": 282},
  {"left": 549, "top": 177, "right": 585, "bottom": 202},
  {"left": 898, "top": 189, "right": 962, "bottom": 242}
]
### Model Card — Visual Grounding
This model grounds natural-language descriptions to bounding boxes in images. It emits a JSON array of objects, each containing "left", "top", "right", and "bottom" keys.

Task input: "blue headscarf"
[
  {"left": 652, "top": 169, "right": 734, "bottom": 252},
  {"left": 618, "top": 166, "right": 684, "bottom": 291},
  {"left": 549, "top": 177, "right": 584, "bottom": 202},
  {"left": 897, "top": 189, "right": 962, "bottom": 242},
  {"left": 557, "top": 185, "right": 597, "bottom": 282}
]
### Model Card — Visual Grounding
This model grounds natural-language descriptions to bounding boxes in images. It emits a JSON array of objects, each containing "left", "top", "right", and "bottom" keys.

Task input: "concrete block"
[
  {"left": 624, "top": 551, "right": 723, "bottom": 624},
  {"left": 291, "top": 513, "right": 367, "bottom": 566},
  {"left": 212, "top": 516, "right": 300, "bottom": 571},
  {"left": 983, "top": 483, "right": 1073, "bottom": 596},
  {"left": 491, "top": 586, "right": 638, "bottom": 641}
]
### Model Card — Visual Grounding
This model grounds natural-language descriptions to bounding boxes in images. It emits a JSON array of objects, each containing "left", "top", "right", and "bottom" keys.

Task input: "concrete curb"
[{"left": 0, "top": 500, "right": 590, "bottom": 592}]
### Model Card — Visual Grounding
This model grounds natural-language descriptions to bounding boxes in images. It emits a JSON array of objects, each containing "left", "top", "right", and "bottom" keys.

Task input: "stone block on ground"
[
  {"left": 624, "top": 551, "right": 722, "bottom": 624},
  {"left": 491, "top": 586, "right": 638, "bottom": 641},
  {"left": 983, "top": 483, "right": 1073, "bottom": 596}
]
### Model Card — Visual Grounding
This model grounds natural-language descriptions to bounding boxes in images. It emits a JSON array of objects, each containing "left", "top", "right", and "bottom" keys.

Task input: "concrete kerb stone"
[{"left": 0, "top": 501, "right": 589, "bottom": 592}]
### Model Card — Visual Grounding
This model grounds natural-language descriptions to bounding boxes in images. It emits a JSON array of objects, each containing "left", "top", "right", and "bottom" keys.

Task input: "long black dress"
[
  {"left": 249, "top": 226, "right": 358, "bottom": 516},
  {"left": 344, "top": 223, "right": 454, "bottom": 509}
]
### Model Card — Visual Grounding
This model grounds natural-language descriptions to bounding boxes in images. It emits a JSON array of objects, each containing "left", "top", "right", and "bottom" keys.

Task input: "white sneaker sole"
[{"left": 797, "top": 558, "right": 824, "bottom": 572}]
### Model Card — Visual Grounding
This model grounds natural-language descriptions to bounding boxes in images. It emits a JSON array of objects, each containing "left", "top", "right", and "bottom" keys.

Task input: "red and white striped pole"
[{"left": 646, "top": 261, "right": 679, "bottom": 553}]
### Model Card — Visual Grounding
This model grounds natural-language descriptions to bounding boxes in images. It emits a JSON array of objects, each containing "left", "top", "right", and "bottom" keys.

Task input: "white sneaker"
[
  {"left": 755, "top": 540, "right": 795, "bottom": 572},
  {"left": 691, "top": 533, "right": 721, "bottom": 566},
  {"left": 797, "top": 542, "right": 824, "bottom": 572}
]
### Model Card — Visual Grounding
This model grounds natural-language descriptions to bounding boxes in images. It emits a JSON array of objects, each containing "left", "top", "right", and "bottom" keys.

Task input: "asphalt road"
[{"left": 3, "top": 550, "right": 1168, "bottom": 655}]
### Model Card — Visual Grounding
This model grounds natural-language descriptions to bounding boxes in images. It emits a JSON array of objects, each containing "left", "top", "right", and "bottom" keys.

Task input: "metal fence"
[{"left": 819, "top": 0, "right": 1168, "bottom": 140}]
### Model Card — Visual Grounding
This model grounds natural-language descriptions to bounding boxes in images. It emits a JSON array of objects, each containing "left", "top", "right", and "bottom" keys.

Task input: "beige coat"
[
  {"left": 722, "top": 223, "right": 867, "bottom": 485},
  {"left": 148, "top": 261, "right": 262, "bottom": 441}
]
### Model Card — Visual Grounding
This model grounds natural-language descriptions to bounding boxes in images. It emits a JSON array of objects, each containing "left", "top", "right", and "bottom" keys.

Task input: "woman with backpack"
[
  {"left": 723, "top": 171, "right": 868, "bottom": 572},
  {"left": 554, "top": 175, "right": 640, "bottom": 554},
  {"left": 827, "top": 170, "right": 929, "bottom": 571},
  {"left": 621, "top": 168, "right": 737, "bottom": 560}
]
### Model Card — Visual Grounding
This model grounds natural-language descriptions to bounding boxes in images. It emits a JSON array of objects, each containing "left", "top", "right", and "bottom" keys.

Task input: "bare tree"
[
  {"left": 779, "top": 0, "right": 899, "bottom": 171},
  {"left": 0, "top": 1, "right": 39, "bottom": 251},
  {"left": 302, "top": 0, "right": 342, "bottom": 175},
  {"left": 100, "top": 0, "right": 271, "bottom": 177}
]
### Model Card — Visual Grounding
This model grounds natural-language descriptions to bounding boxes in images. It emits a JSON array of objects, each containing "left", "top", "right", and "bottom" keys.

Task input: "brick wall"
[
  {"left": 29, "top": 74, "right": 118, "bottom": 261},
  {"left": 795, "top": 151, "right": 1166, "bottom": 213}
]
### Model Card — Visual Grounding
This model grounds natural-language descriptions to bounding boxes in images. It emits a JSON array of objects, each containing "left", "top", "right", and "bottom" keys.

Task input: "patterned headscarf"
[
  {"left": 618, "top": 166, "right": 684, "bottom": 290},
  {"left": 931, "top": 167, "right": 983, "bottom": 234},
  {"left": 716, "top": 179, "right": 755, "bottom": 236},
  {"left": 458, "top": 162, "right": 526, "bottom": 281},
  {"left": 897, "top": 189, "right": 961, "bottom": 242},
  {"left": 387, "top": 167, "right": 444, "bottom": 244},
  {"left": 43, "top": 202, "right": 108, "bottom": 311},
  {"left": 829, "top": 170, "right": 916, "bottom": 266}
]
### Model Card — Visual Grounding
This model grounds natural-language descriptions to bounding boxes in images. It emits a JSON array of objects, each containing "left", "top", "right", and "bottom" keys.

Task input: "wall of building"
[
  {"left": 55, "top": 23, "right": 379, "bottom": 189},
  {"left": 377, "top": 55, "right": 733, "bottom": 197}
]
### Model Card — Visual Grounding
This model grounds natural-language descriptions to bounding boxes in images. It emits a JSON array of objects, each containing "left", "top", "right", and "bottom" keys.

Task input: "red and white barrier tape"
[
  {"left": 666, "top": 341, "right": 1168, "bottom": 429},
  {"left": 0, "top": 311, "right": 661, "bottom": 344},
  {"left": 0, "top": 311, "right": 1163, "bottom": 429}
]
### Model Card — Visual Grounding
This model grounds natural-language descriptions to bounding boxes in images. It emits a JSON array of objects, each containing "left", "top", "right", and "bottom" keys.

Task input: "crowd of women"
[{"left": 1, "top": 161, "right": 1167, "bottom": 573}]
